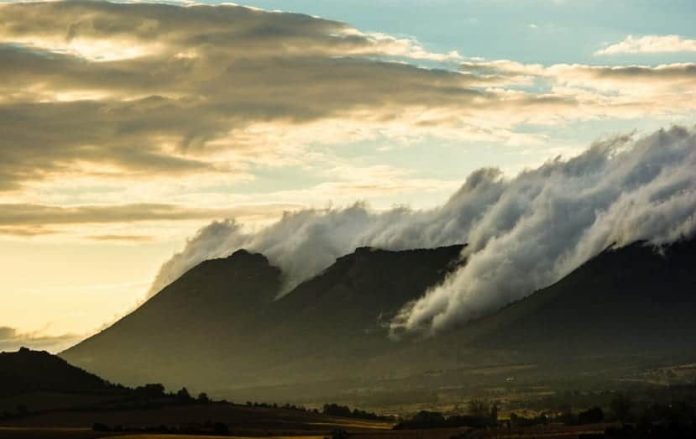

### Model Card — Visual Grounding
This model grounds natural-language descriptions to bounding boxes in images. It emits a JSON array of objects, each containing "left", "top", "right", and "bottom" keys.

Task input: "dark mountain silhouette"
[
  {"left": 61, "top": 238, "right": 696, "bottom": 406},
  {"left": 0, "top": 349, "right": 394, "bottom": 435},
  {"left": 61, "top": 249, "right": 282, "bottom": 385},
  {"left": 273, "top": 245, "right": 465, "bottom": 331},
  {"left": 0, "top": 347, "right": 116, "bottom": 398},
  {"left": 0, "top": 347, "right": 132, "bottom": 416},
  {"left": 405, "top": 238, "right": 696, "bottom": 391},
  {"left": 62, "top": 245, "right": 465, "bottom": 394},
  {"left": 466, "top": 239, "right": 696, "bottom": 353}
]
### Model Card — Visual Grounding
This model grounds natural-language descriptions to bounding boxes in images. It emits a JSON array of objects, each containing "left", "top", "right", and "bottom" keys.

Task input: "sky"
[{"left": 0, "top": 0, "right": 695, "bottom": 351}]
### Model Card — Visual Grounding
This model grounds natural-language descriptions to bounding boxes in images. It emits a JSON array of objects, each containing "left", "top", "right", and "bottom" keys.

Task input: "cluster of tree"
[
  {"left": 322, "top": 403, "right": 390, "bottom": 420},
  {"left": 93, "top": 420, "right": 230, "bottom": 436},
  {"left": 130, "top": 383, "right": 211, "bottom": 405},
  {"left": 550, "top": 398, "right": 696, "bottom": 437},
  {"left": 133, "top": 383, "right": 167, "bottom": 399},
  {"left": 506, "top": 412, "right": 550, "bottom": 428},
  {"left": 550, "top": 406, "right": 606, "bottom": 426},
  {"left": 394, "top": 410, "right": 496, "bottom": 430},
  {"left": 604, "top": 397, "right": 696, "bottom": 437},
  {"left": 238, "top": 400, "right": 389, "bottom": 421},
  {"left": 0, "top": 380, "right": 215, "bottom": 421},
  {"left": 244, "top": 400, "right": 319, "bottom": 413},
  {"left": 395, "top": 400, "right": 499, "bottom": 430},
  {"left": 506, "top": 406, "right": 605, "bottom": 428},
  {"left": 533, "top": 384, "right": 696, "bottom": 415},
  {"left": 506, "top": 391, "right": 696, "bottom": 437}
]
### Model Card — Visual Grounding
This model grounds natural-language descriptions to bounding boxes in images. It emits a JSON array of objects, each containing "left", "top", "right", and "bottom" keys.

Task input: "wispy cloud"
[
  {"left": 596, "top": 35, "right": 696, "bottom": 55},
  {"left": 0, "top": 203, "right": 301, "bottom": 228},
  {"left": 86, "top": 234, "right": 154, "bottom": 243}
]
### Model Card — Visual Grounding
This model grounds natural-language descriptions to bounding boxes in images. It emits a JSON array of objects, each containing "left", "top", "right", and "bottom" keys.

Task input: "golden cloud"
[{"left": 0, "top": 1, "right": 694, "bottom": 192}]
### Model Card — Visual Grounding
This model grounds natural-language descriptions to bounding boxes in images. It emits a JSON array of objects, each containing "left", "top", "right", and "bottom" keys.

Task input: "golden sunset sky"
[{"left": 1, "top": 0, "right": 695, "bottom": 350}]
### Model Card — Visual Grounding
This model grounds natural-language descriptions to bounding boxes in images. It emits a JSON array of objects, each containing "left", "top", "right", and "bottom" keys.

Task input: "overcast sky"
[{"left": 0, "top": 0, "right": 694, "bottom": 350}]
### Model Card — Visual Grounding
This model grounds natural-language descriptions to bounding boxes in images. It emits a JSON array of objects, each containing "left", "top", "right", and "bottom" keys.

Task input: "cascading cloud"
[{"left": 150, "top": 125, "right": 696, "bottom": 335}]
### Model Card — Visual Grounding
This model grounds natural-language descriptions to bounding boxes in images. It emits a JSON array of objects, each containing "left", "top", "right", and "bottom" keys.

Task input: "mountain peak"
[
  {"left": 12, "top": 346, "right": 52, "bottom": 359},
  {"left": 275, "top": 244, "right": 466, "bottom": 327},
  {"left": 153, "top": 247, "right": 280, "bottom": 302},
  {"left": 195, "top": 248, "right": 272, "bottom": 271},
  {"left": 230, "top": 248, "right": 253, "bottom": 256}
]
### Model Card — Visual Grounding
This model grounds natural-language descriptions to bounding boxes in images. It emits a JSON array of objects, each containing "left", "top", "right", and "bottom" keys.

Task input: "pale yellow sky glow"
[{"left": 1, "top": 1, "right": 695, "bottom": 351}]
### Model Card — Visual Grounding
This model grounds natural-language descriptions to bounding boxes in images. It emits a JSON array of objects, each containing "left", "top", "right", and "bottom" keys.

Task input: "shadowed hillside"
[
  {"left": 62, "top": 245, "right": 465, "bottom": 396},
  {"left": 61, "top": 249, "right": 282, "bottom": 385},
  {"left": 0, "top": 347, "right": 132, "bottom": 417},
  {"left": 0, "top": 348, "right": 117, "bottom": 398},
  {"left": 404, "top": 238, "right": 696, "bottom": 393},
  {"left": 467, "top": 238, "right": 696, "bottom": 353},
  {"left": 62, "top": 239, "right": 696, "bottom": 406},
  {"left": 0, "top": 349, "right": 395, "bottom": 437}
]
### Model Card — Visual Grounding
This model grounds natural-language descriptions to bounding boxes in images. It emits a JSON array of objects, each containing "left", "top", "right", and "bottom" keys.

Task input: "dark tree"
[
  {"left": 135, "top": 383, "right": 165, "bottom": 399},
  {"left": 468, "top": 399, "right": 489, "bottom": 418},
  {"left": 323, "top": 403, "right": 352, "bottom": 417},
  {"left": 410, "top": 410, "right": 446, "bottom": 427},
  {"left": 176, "top": 387, "right": 193, "bottom": 402},
  {"left": 577, "top": 407, "right": 604, "bottom": 424}
]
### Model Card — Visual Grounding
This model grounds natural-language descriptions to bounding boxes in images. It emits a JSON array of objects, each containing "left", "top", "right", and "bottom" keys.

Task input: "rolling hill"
[
  {"left": 0, "top": 347, "right": 130, "bottom": 416},
  {"left": 0, "top": 348, "right": 394, "bottom": 436},
  {"left": 0, "top": 347, "right": 117, "bottom": 398}
]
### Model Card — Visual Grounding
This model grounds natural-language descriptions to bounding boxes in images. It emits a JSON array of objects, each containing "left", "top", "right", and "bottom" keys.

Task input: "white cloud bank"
[
  {"left": 152, "top": 125, "right": 696, "bottom": 335},
  {"left": 596, "top": 35, "right": 696, "bottom": 55}
]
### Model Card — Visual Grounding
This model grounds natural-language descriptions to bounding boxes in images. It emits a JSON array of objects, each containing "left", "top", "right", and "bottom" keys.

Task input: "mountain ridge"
[
  {"left": 61, "top": 238, "right": 696, "bottom": 406},
  {"left": 62, "top": 244, "right": 467, "bottom": 393}
]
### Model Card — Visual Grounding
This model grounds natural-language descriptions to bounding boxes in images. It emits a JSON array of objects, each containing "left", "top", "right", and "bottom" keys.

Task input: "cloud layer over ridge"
[{"left": 152, "top": 125, "right": 696, "bottom": 335}]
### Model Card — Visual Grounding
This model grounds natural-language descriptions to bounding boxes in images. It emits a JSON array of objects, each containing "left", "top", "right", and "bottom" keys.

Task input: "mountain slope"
[
  {"left": 394, "top": 238, "right": 696, "bottom": 394},
  {"left": 62, "top": 245, "right": 465, "bottom": 393},
  {"left": 0, "top": 347, "right": 116, "bottom": 398},
  {"left": 466, "top": 239, "right": 696, "bottom": 353},
  {"left": 0, "top": 349, "right": 393, "bottom": 435},
  {"left": 269, "top": 245, "right": 465, "bottom": 336},
  {"left": 0, "top": 347, "right": 131, "bottom": 415},
  {"left": 61, "top": 238, "right": 696, "bottom": 405},
  {"left": 62, "top": 249, "right": 282, "bottom": 385}
]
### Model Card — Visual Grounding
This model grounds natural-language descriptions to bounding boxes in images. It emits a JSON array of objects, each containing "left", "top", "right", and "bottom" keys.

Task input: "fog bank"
[{"left": 151, "top": 125, "right": 696, "bottom": 334}]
